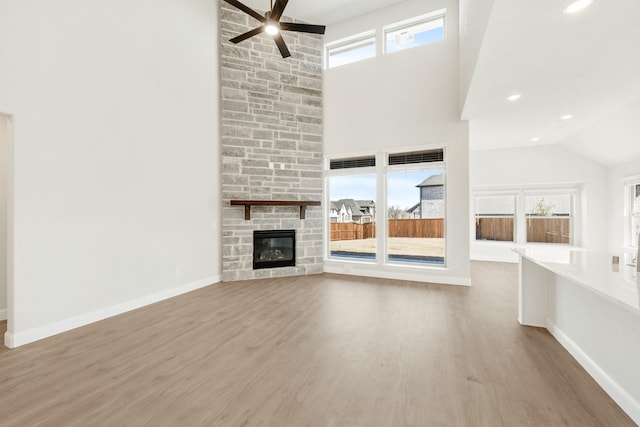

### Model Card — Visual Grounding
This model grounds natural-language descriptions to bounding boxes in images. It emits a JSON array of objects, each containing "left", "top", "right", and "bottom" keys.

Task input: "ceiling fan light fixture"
[
  {"left": 223, "top": 0, "right": 326, "bottom": 58},
  {"left": 265, "top": 22, "right": 279, "bottom": 36},
  {"left": 563, "top": 0, "right": 594, "bottom": 14}
]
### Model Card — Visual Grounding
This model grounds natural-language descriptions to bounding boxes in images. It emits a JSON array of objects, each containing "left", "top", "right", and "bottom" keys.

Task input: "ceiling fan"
[{"left": 223, "top": 0, "right": 326, "bottom": 58}]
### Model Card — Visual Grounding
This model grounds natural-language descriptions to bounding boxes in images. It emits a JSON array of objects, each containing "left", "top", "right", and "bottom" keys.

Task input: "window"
[
  {"left": 625, "top": 181, "right": 640, "bottom": 248},
  {"left": 387, "top": 169, "right": 445, "bottom": 265},
  {"left": 525, "top": 193, "right": 573, "bottom": 244},
  {"left": 384, "top": 10, "right": 445, "bottom": 54},
  {"left": 329, "top": 156, "right": 377, "bottom": 261},
  {"left": 474, "top": 195, "right": 516, "bottom": 242},
  {"left": 327, "top": 149, "right": 446, "bottom": 268},
  {"left": 325, "top": 31, "right": 376, "bottom": 69},
  {"left": 324, "top": 10, "right": 447, "bottom": 69},
  {"left": 387, "top": 149, "right": 445, "bottom": 266},
  {"left": 473, "top": 188, "right": 579, "bottom": 247}
]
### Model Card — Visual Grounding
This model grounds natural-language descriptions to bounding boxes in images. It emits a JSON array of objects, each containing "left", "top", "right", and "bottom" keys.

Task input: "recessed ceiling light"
[
  {"left": 531, "top": 137, "right": 540, "bottom": 142},
  {"left": 507, "top": 94, "right": 522, "bottom": 102},
  {"left": 563, "top": 0, "right": 594, "bottom": 14},
  {"left": 560, "top": 115, "right": 573, "bottom": 120}
]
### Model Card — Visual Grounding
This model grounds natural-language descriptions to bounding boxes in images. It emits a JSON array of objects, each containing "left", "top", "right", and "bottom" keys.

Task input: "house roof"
[
  {"left": 407, "top": 202, "right": 421, "bottom": 213},
  {"left": 356, "top": 200, "right": 375, "bottom": 208},
  {"left": 331, "top": 198, "right": 375, "bottom": 216},
  {"left": 416, "top": 174, "right": 444, "bottom": 188},
  {"left": 335, "top": 199, "right": 361, "bottom": 214}
]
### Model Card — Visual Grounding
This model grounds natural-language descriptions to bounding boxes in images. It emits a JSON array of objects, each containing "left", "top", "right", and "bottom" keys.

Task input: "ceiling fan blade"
[
  {"left": 270, "top": 0, "right": 289, "bottom": 22},
  {"left": 229, "top": 26, "right": 265, "bottom": 44},
  {"left": 279, "top": 22, "right": 326, "bottom": 35},
  {"left": 272, "top": 33, "right": 291, "bottom": 58},
  {"left": 222, "top": 0, "right": 266, "bottom": 23}
]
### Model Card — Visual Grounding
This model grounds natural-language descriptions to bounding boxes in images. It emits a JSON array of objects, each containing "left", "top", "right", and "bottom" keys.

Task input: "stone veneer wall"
[{"left": 219, "top": 1, "right": 324, "bottom": 281}]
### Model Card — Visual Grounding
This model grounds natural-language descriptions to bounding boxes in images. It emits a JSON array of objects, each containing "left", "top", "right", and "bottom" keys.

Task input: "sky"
[{"left": 329, "top": 170, "right": 443, "bottom": 210}]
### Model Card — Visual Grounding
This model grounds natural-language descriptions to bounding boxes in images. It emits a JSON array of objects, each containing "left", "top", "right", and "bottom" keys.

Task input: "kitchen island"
[{"left": 515, "top": 247, "right": 640, "bottom": 425}]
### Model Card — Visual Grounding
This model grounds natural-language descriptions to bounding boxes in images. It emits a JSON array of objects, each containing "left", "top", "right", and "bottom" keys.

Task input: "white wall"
[
  {"left": 0, "top": 115, "right": 7, "bottom": 320},
  {"left": 470, "top": 144, "right": 608, "bottom": 261},
  {"left": 606, "top": 158, "right": 640, "bottom": 252},
  {"left": 458, "top": 0, "right": 495, "bottom": 111},
  {"left": 561, "top": 98, "right": 640, "bottom": 167},
  {"left": 0, "top": 0, "right": 220, "bottom": 347},
  {"left": 324, "top": 0, "right": 471, "bottom": 286}
]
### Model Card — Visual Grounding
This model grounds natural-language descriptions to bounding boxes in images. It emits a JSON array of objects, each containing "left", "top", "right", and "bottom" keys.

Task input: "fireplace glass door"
[{"left": 253, "top": 230, "right": 296, "bottom": 270}]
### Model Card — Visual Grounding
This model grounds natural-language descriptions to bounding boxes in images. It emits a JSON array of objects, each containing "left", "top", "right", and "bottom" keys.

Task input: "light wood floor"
[{"left": 0, "top": 262, "right": 634, "bottom": 426}]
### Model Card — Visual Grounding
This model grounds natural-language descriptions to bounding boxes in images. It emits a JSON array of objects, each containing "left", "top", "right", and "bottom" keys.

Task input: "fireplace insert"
[{"left": 253, "top": 229, "right": 296, "bottom": 270}]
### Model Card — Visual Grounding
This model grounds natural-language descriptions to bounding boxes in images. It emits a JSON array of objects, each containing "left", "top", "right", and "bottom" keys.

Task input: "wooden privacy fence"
[
  {"left": 526, "top": 218, "right": 571, "bottom": 244},
  {"left": 475, "top": 217, "right": 514, "bottom": 242},
  {"left": 331, "top": 217, "right": 571, "bottom": 243},
  {"left": 330, "top": 219, "right": 443, "bottom": 241},
  {"left": 475, "top": 217, "right": 570, "bottom": 243},
  {"left": 331, "top": 222, "right": 375, "bottom": 241},
  {"left": 388, "top": 219, "right": 443, "bottom": 238}
]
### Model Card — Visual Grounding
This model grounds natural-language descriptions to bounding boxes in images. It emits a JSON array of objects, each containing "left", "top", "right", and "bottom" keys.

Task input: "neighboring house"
[
  {"left": 355, "top": 200, "right": 376, "bottom": 223},
  {"left": 330, "top": 202, "right": 352, "bottom": 223},
  {"left": 329, "top": 202, "right": 339, "bottom": 223},
  {"left": 416, "top": 174, "right": 444, "bottom": 219},
  {"left": 330, "top": 199, "right": 376, "bottom": 224}
]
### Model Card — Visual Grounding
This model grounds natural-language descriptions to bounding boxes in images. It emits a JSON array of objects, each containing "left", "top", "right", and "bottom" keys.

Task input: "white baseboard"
[
  {"left": 470, "top": 254, "right": 519, "bottom": 263},
  {"left": 547, "top": 319, "right": 640, "bottom": 425},
  {"left": 323, "top": 263, "right": 471, "bottom": 287},
  {"left": 4, "top": 275, "right": 221, "bottom": 349},
  {"left": 0, "top": 308, "right": 6, "bottom": 321}
]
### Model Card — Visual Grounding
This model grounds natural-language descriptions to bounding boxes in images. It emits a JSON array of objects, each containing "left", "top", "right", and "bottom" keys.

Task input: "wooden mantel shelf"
[{"left": 230, "top": 200, "right": 321, "bottom": 220}]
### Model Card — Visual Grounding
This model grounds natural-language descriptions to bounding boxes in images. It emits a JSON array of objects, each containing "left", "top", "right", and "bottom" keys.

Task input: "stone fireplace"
[{"left": 219, "top": 1, "right": 324, "bottom": 281}]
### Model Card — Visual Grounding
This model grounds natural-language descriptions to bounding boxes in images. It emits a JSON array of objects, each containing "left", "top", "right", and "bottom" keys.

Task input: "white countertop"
[{"left": 514, "top": 247, "right": 640, "bottom": 314}]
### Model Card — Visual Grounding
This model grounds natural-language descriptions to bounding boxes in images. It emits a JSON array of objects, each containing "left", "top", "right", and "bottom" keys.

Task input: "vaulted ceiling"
[
  {"left": 240, "top": 0, "right": 407, "bottom": 25},
  {"left": 241, "top": 0, "right": 640, "bottom": 166},
  {"left": 462, "top": 0, "right": 640, "bottom": 165}
]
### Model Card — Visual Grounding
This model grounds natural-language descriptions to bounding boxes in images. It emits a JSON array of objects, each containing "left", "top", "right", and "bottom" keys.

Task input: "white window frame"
[
  {"left": 472, "top": 187, "right": 580, "bottom": 247},
  {"left": 383, "top": 9, "right": 446, "bottom": 55},
  {"left": 473, "top": 192, "right": 517, "bottom": 243},
  {"left": 623, "top": 176, "right": 640, "bottom": 249},
  {"left": 524, "top": 190, "right": 576, "bottom": 245},
  {"left": 324, "top": 30, "right": 376, "bottom": 69},
  {"left": 384, "top": 158, "right": 447, "bottom": 267},
  {"left": 324, "top": 148, "right": 448, "bottom": 270},
  {"left": 325, "top": 162, "right": 378, "bottom": 263}
]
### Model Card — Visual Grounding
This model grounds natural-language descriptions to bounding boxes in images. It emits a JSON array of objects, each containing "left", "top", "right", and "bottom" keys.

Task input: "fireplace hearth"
[{"left": 253, "top": 230, "right": 296, "bottom": 270}]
